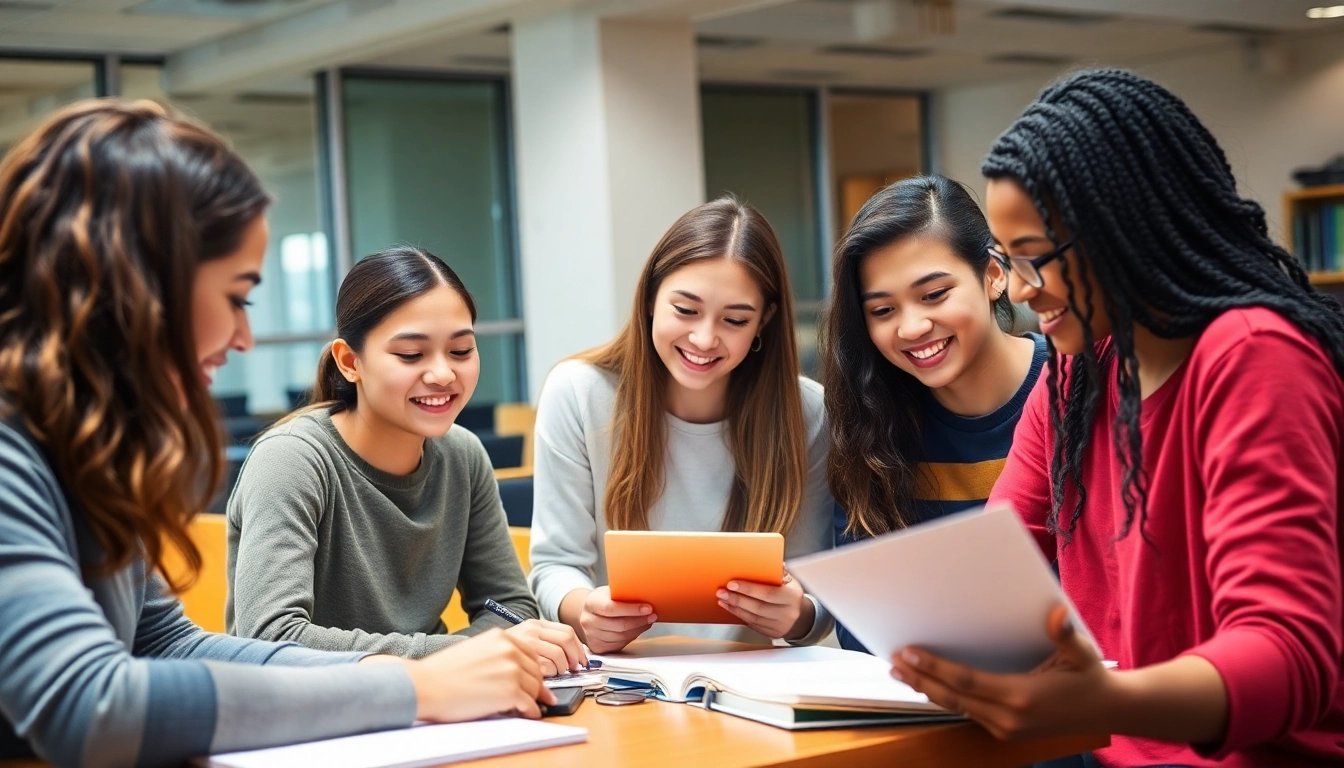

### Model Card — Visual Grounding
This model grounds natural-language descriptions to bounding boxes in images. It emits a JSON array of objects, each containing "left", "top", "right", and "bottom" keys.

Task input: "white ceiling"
[
  {"left": 365, "top": 0, "right": 1344, "bottom": 89},
  {"left": 0, "top": 0, "right": 1339, "bottom": 118}
]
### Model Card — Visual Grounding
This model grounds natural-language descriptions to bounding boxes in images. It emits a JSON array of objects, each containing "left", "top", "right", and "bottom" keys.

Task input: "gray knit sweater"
[{"left": 226, "top": 409, "right": 537, "bottom": 658}]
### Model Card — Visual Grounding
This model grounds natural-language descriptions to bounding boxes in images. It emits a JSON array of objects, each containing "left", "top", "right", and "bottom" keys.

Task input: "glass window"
[
  {"left": 0, "top": 59, "right": 98, "bottom": 155},
  {"left": 701, "top": 87, "right": 824, "bottom": 305},
  {"left": 342, "top": 74, "right": 522, "bottom": 403},
  {"left": 121, "top": 65, "right": 329, "bottom": 415}
]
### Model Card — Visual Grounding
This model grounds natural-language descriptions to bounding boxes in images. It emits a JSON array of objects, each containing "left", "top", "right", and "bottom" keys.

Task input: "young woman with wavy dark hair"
[
  {"left": 227, "top": 247, "right": 583, "bottom": 671},
  {"left": 0, "top": 101, "right": 555, "bottom": 767},
  {"left": 889, "top": 69, "right": 1344, "bottom": 766},
  {"left": 528, "top": 197, "right": 834, "bottom": 653},
  {"left": 821, "top": 175, "right": 1044, "bottom": 653}
]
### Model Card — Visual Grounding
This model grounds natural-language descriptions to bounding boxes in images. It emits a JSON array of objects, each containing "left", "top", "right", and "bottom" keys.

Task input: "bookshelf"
[{"left": 1285, "top": 184, "right": 1344, "bottom": 285}]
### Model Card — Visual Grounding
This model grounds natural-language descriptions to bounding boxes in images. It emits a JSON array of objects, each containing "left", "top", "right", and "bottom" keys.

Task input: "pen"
[
  {"left": 484, "top": 598, "right": 528, "bottom": 625},
  {"left": 484, "top": 598, "right": 601, "bottom": 672}
]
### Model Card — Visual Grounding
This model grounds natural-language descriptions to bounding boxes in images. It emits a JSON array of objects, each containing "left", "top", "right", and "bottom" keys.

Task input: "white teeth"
[
  {"left": 908, "top": 338, "right": 950, "bottom": 360},
  {"left": 1039, "top": 307, "right": 1067, "bottom": 322},
  {"left": 680, "top": 349, "right": 717, "bottom": 365},
  {"left": 412, "top": 396, "right": 451, "bottom": 407}
]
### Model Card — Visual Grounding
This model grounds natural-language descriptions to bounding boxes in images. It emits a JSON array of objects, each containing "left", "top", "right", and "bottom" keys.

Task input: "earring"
[{"left": 751, "top": 335, "right": 762, "bottom": 353}]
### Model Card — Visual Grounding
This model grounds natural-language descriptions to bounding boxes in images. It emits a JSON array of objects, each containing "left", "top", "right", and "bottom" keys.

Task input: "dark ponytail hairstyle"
[
  {"left": 822, "top": 174, "right": 1015, "bottom": 536},
  {"left": 981, "top": 68, "right": 1344, "bottom": 543},
  {"left": 312, "top": 246, "right": 477, "bottom": 414}
]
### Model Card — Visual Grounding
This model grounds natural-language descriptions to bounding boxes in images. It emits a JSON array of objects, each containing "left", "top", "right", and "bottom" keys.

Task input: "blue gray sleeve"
[{"left": 0, "top": 427, "right": 416, "bottom": 768}]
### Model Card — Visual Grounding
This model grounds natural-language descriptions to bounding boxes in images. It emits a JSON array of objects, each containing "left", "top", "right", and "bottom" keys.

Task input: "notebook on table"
[
  {"left": 589, "top": 645, "right": 961, "bottom": 730},
  {"left": 194, "top": 719, "right": 588, "bottom": 768}
]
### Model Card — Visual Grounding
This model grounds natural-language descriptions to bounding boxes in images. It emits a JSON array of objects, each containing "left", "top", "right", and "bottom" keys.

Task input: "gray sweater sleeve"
[
  {"left": 527, "top": 365, "right": 603, "bottom": 621},
  {"left": 452, "top": 435, "right": 539, "bottom": 635},
  {"left": 0, "top": 425, "right": 415, "bottom": 768},
  {"left": 228, "top": 433, "right": 462, "bottom": 657}
]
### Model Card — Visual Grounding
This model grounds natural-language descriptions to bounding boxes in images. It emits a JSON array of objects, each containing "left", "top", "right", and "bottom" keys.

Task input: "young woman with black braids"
[{"left": 889, "top": 69, "right": 1344, "bottom": 766}]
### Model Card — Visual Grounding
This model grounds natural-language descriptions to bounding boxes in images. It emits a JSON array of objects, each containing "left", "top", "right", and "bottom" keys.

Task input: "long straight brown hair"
[
  {"left": 579, "top": 197, "right": 808, "bottom": 534},
  {"left": 0, "top": 100, "right": 270, "bottom": 591}
]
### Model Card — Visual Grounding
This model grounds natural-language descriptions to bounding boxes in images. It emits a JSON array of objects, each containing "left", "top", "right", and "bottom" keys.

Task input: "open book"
[{"left": 590, "top": 645, "right": 961, "bottom": 730}]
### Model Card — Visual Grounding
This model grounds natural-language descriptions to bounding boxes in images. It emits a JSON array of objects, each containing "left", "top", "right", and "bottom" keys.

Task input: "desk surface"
[{"left": 0, "top": 638, "right": 1106, "bottom": 768}]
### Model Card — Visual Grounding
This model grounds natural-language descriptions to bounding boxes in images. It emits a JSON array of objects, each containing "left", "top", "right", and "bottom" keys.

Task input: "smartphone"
[{"left": 540, "top": 686, "right": 585, "bottom": 717}]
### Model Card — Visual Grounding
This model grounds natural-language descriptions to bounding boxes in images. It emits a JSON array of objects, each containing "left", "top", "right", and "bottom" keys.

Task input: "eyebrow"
[
  {"left": 671, "top": 289, "right": 758, "bottom": 312},
  {"left": 236, "top": 272, "right": 262, "bottom": 286},
  {"left": 911, "top": 271, "right": 952, "bottom": 288},
  {"left": 388, "top": 329, "right": 476, "bottom": 343},
  {"left": 1007, "top": 235, "right": 1052, "bottom": 249}
]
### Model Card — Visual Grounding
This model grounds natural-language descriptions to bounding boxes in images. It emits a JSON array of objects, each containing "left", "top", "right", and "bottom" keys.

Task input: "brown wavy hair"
[
  {"left": 0, "top": 99, "right": 270, "bottom": 591},
  {"left": 577, "top": 197, "right": 808, "bottom": 533}
]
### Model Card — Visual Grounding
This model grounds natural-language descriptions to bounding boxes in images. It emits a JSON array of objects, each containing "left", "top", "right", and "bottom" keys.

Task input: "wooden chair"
[
  {"left": 441, "top": 526, "right": 532, "bottom": 632},
  {"left": 160, "top": 514, "right": 230, "bottom": 633},
  {"left": 494, "top": 403, "right": 537, "bottom": 470}
]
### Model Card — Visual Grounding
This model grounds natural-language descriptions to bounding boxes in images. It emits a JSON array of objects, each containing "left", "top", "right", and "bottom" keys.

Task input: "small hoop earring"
[{"left": 751, "top": 335, "right": 762, "bottom": 353}]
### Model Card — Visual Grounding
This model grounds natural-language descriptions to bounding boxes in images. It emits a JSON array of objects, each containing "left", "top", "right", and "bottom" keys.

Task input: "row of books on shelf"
[{"left": 1293, "top": 201, "right": 1344, "bottom": 273}]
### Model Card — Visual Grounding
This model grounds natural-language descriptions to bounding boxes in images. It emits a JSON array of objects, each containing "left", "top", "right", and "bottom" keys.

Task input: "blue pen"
[{"left": 483, "top": 598, "right": 528, "bottom": 625}]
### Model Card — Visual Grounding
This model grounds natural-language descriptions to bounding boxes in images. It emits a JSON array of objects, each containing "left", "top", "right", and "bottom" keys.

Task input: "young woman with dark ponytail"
[
  {"left": 822, "top": 175, "right": 1045, "bottom": 655},
  {"left": 889, "top": 69, "right": 1344, "bottom": 766},
  {"left": 227, "top": 247, "right": 584, "bottom": 673},
  {"left": 0, "top": 102, "right": 558, "bottom": 768}
]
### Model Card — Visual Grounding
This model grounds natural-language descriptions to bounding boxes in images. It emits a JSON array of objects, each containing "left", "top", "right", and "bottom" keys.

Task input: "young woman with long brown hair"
[
  {"left": 0, "top": 101, "right": 555, "bottom": 767},
  {"left": 528, "top": 197, "right": 834, "bottom": 653},
  {"left": 227, "top": 247, "right": 583, "bottom": 671},
  {"left": 821, "top": 175, "right": 1044, "bottom": 654}
]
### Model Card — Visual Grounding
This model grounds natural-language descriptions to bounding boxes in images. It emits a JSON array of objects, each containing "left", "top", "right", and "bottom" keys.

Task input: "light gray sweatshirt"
[
  {"left": 528, "top": 360, "right": 835, "bottom": 645},
  {"left": 226, "top": 409, "right": 537, "bottom": 658}
]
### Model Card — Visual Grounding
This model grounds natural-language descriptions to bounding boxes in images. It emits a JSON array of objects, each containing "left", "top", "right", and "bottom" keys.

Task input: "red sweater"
[{"left": 991, "top": 308, "right": 1344, "bottom": 766}]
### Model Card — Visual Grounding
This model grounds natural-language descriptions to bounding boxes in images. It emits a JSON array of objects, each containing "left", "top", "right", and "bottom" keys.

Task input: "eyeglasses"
[
  {"left": 587, "top": 685, "right": 661, "bottom": 706},
  {"left": 988, "top": 239, "right": 1073, "bottom": 289}
]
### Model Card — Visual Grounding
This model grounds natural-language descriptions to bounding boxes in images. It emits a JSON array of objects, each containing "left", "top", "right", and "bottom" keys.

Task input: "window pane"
[
  {"left": 342, "top": 76, "right": 518, "bottom": 323},
  {"left": 474, "top": 333, "right": 523, "bottom": 405},
  {"left": 0, "top": 59, "right": 98, "bottom": 155},
  {"left": 702, "top": 87, "right": 822, "bottom": 303},
  {"left": 120, "top": 65, "right": 329, "bottom": 414}
]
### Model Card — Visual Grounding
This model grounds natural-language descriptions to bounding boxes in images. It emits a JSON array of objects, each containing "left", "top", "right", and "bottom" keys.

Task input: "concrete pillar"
[{"left": 512, "top": 11, "right": 704, "bottom": 401}]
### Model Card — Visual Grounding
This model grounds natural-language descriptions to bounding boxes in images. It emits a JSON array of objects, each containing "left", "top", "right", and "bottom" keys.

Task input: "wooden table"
[{"left": 0, "top": 638, "right": 1105, "bottom": 768}]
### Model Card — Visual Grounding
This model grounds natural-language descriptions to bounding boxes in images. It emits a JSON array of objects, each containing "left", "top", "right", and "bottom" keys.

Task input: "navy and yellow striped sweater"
[{"left": 835, "top": 334, "right": 1047, "bottom": 653}]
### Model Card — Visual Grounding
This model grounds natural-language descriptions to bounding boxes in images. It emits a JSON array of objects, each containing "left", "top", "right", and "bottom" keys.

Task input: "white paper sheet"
[{"left": 197, "top": 719, "right": 587, "bottom": 768}]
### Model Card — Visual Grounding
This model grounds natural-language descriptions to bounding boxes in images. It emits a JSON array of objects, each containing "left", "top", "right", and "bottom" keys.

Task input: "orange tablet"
[{"left": 604, "top": 531, "right": 785, "bottom": 624}]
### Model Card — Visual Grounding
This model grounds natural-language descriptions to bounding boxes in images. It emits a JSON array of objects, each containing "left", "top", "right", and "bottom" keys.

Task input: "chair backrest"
[
  {"left": 214, "top": 393, "right": 249, "bottom": 418},
  {"left": 497, "top": 475, "right": 534, "bottom": 528},
  {"left": 455, "top": 401, "right": 496, "bottom": 433},
  {"left": 477, "top": 433, "right": 524, "bottom": 469},
  {"left": 440, "top": 526, "right": 532, "bottom": 632},
  {"left": 286, "top": 387, "right": 313, "bottom": 410},
  {"left": 494, "top": 403, "right": 537, "bottom": 469},
  {"left": 160, "top": 513, "right": 229, "bottom": 633}
]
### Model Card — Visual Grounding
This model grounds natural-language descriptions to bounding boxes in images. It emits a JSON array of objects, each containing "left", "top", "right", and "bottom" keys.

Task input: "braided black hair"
[{"left": 982, "top": 68, "right": 1344, "bottom": 542}]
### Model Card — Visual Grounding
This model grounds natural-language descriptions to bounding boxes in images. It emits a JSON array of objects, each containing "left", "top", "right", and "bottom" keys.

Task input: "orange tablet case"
[{"left": 604, "top": 531, "right": 785, "bottom": 624}]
